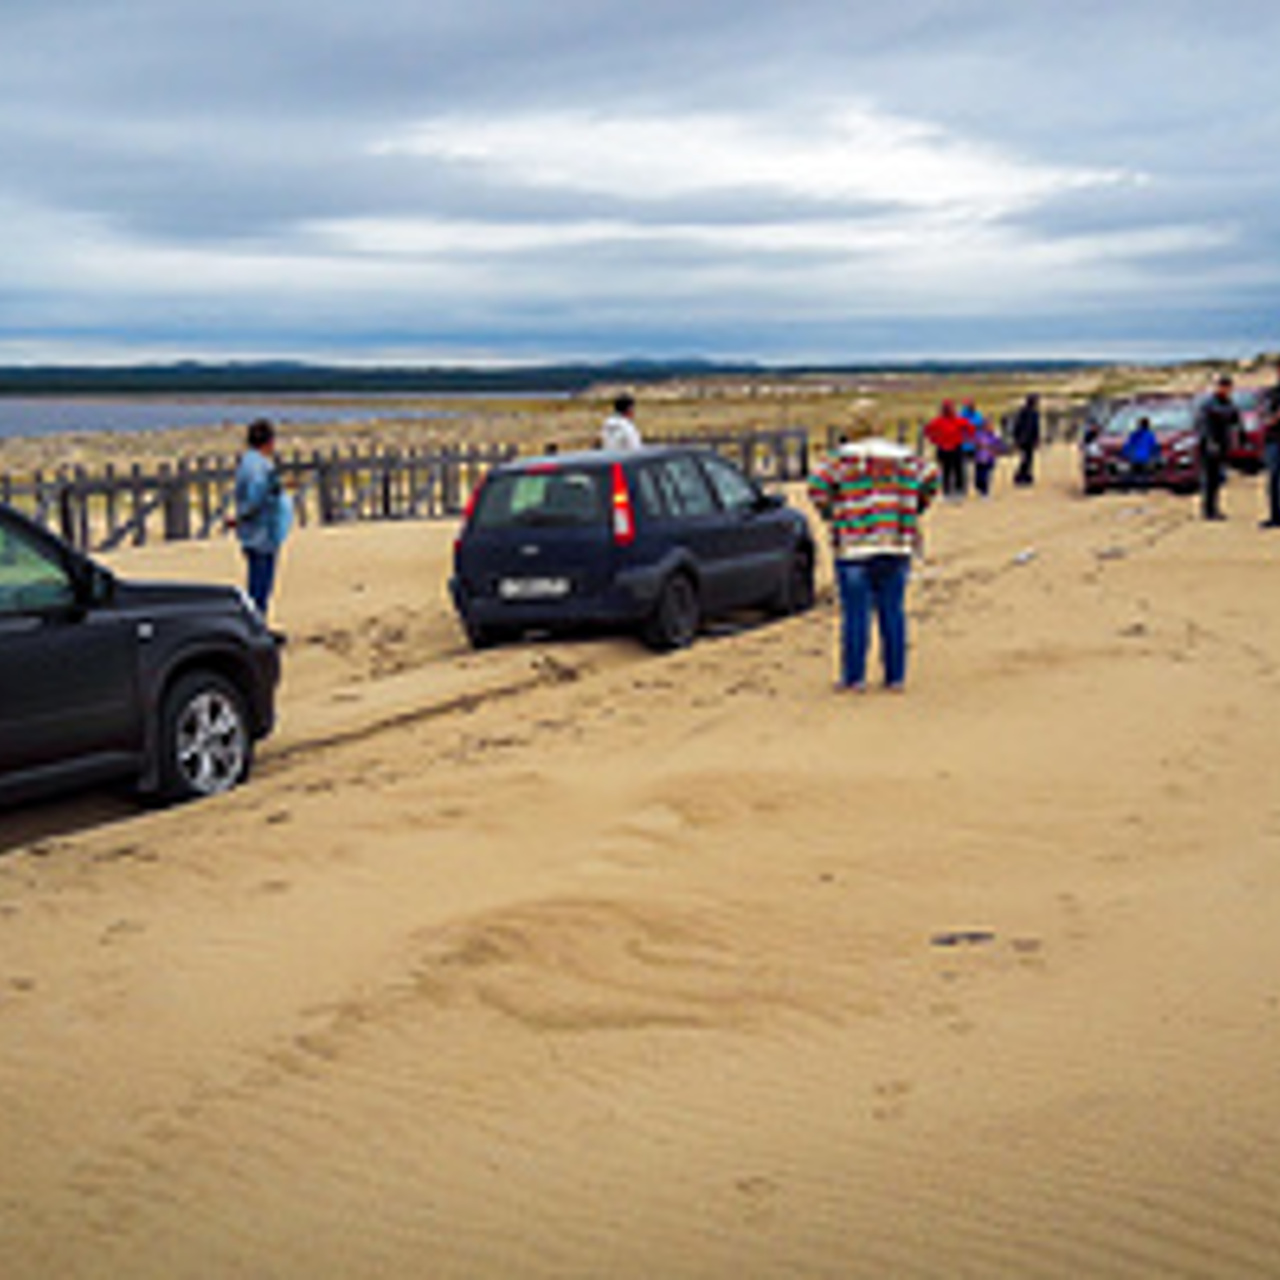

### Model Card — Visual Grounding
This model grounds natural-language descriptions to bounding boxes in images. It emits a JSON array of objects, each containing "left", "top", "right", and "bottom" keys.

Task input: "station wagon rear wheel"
[
  {"left": 158, "top": 671, "right": 252, "bottom": 801},
  {"left": 642, "top": 573, "right": 700, "bottom": 651}
]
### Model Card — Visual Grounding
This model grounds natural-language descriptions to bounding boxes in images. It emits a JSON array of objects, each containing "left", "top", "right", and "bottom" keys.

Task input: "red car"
[
  {"left": 1225, "top": 387, "right": 1264, "bottom": 472},
  {"left": 1081, "top": 398, "right": 1200, "bottom": 495}
]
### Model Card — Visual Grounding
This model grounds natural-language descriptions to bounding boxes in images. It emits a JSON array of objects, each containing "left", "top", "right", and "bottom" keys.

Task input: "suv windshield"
[
  {"left": 1103, "top": 402, "right": 1194, "bottom": 437},
  {"left": 473, "top": 468, "right": 606, "bottom": 530}
]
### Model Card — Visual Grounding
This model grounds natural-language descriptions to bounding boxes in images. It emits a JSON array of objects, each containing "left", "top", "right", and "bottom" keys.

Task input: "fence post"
[
  {"left": 102, "top": 463, "right": 117, "bottom": 544},
  {"left": 163, "top": 461, "right": 191, "bottom": 541},
  {"left": 381, "top": 448, "right": 396, "bottom": 519},
  {"left": 315, "top": 450, "right": 336, "bottom": 524},
  {"left": 57, "top": 471, "right": 77, "bottom": 547},
  {"left": 442, "top": 445, "right": 460, "bottom": 514},
  {"left": 129, "top": 463, "right": 147, "bottom": 546}
]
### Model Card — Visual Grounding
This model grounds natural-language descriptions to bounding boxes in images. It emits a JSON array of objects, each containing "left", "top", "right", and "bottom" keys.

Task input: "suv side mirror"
[
  {"left": 89, "top": 564, "right": 116, "bottom": 607},
  {"left": 70, "top": 558, "right": 115, "bottom": 608},
  {"left": 754, "top": 490, "right": 785, "bottom": 512}
]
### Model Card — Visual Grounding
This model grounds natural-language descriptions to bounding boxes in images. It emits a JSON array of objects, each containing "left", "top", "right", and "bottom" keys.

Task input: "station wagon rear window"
[{"left": 473, "top": 469, "right": 606, "bottom": 530}]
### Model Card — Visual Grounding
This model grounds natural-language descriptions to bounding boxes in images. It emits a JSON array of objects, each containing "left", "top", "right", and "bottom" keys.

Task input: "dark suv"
[
  {"left": 450, "top": 445, "right": 815, "bottom": 650},
  {"left": 0, "top": 503, "right": 280, "bottom": 807}
]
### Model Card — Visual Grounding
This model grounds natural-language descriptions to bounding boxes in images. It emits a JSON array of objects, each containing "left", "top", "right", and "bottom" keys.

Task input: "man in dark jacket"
[
  {"left": 1011, "top": 394, "right": 1041, "bottom": 486},
  {"left": 1194, "top": 374, "right": 1241, "bottom": 520}
]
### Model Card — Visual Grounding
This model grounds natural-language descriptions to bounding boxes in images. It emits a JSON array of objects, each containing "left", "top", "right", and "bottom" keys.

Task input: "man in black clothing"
[
  {"left": 1011, "top": 393, "right": 1041, "bottom": 486},
  {"left": 1260, "top": 361, "right": 1280, "bottom": 528},
  {"left": 1194, "top": 374, "right": 1241, "bottom": 520}
]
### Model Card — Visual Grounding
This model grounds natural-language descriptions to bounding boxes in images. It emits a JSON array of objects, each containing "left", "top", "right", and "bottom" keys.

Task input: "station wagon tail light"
[
  {"left": 455, "top": 479, "right": 484, "bottom": 555},
  {"left": 461, "top": 480, "right": 483, "bottom": 525},
  {"left": 611, "top": 463, "right": 635, "bottom": 546}
]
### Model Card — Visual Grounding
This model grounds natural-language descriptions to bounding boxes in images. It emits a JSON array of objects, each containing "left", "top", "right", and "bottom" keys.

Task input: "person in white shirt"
[{"left": 601, "top": 393, "right": 642, "bottom": 450}]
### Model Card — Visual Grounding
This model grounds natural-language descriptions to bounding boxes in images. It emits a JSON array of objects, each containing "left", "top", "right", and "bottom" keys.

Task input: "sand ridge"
[{"left": 3, "top": 446, "right": 1280, "bottom": 1277}]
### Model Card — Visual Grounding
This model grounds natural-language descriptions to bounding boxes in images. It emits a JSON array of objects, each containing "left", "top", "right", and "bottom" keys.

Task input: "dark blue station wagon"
[{"left": 450, "top": 445, "right": 816, "bottom": 651}]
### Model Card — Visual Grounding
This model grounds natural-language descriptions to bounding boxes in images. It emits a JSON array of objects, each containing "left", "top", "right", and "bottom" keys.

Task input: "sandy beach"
[{"left": 4, "top": 441, "right": 1280, "bottom": 1278}]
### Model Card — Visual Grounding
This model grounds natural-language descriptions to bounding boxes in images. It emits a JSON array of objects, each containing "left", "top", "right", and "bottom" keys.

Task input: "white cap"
[{"left": 838, "top": 436, "right": 912, "bottom": 460}]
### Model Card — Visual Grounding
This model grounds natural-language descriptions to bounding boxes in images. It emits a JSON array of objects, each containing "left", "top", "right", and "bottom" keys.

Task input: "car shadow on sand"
[{"left": 0, "top": 788, "right": 141, "bottom": 857}]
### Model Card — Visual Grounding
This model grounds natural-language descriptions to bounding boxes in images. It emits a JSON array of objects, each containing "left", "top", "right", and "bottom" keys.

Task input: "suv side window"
[
  {"left": 657, "top": 456, "right": 717, "bottom": 518},
  {"left": 701, "top": 454, "right": 759, "bottom": 515},
  {"left": 0, "top": 521, "right": 75, "bottom": 615}
]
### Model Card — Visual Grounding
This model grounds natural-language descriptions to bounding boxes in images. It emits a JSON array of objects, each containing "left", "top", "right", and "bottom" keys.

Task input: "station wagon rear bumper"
[{"left": 450, "top": 561, "right": 668, "bottom": 633}]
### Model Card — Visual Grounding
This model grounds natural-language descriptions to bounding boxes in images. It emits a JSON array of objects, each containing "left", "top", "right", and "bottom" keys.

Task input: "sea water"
[{"left": 0, "top": 396, "right": 463, "bottom": 440}]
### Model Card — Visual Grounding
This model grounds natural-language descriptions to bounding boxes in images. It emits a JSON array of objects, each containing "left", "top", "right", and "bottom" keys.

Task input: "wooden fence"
[
  {"left": 1, "top": 428, "right": 811, "bottom": 554},
  {"left": 664, "top": 427, "right": 810, "bottom": 484}
]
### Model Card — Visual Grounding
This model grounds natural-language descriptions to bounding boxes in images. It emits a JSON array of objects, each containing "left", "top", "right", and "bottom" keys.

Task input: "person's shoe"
[{"left": 834, "top": 680, "right": 866, "bottom": 694}]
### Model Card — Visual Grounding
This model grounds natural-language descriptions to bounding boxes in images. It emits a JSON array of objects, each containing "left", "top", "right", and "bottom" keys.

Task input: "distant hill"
[{"left": 0, "top": 358, "right": 1096, "bottom": 397}]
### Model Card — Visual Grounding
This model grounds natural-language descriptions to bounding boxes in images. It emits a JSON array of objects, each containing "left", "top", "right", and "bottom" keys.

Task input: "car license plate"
[{"left": 498, "top": 576, "right": 571, "bottom": 600}]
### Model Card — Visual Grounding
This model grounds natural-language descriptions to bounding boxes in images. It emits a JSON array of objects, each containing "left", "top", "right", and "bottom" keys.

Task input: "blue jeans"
[
  {"left": 243, "top": 548, "right": 277, "bottom": 615},
  {"left": 835, "top": 555, "right": 910, "bottom": 688}
]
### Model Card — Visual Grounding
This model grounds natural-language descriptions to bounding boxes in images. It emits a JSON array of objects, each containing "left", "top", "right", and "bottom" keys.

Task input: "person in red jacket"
[{"left": 925, "top": 400, "right": 973, "bottom": 499}]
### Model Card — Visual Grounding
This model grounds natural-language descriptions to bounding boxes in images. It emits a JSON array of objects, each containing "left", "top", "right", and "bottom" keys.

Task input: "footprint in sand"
[
  {"left": 872, "top": 1079, "right": 914, "bottom": 1122},
  {"left": 100, "top": 919, "right": 146, "bottom": 945},
  {"left": 1010, "top": 936, "right": 1047, "bottom": 971},
  {"left": 734, "top": 1176, "right": 779, "bottom": 1225},
  {"left": 91, "top": 844, "right": 158, "bottom": 864}
]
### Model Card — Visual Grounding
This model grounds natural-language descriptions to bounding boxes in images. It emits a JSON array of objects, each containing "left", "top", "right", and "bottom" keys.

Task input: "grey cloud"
[{"left": 3, "top": 0, "right": 1279, "bottom": 361}]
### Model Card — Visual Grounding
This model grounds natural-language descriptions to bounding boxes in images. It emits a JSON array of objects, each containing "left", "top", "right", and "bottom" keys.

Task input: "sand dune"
[{"left": 4, "top": 446, "right": 1280, "bottom": 1277}]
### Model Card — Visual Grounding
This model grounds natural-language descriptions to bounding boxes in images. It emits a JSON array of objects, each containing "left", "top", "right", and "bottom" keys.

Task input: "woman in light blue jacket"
[{"left": 231, "top": 419, "right": 290, "bottom": 616}]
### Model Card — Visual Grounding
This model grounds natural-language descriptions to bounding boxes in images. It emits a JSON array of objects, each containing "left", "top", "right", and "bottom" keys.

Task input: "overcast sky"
[{"left": 3, "top": 0, "right": 1278, "bottom": 365}]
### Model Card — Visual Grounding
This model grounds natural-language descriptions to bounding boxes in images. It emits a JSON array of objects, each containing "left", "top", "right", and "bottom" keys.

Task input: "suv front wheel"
[
  {"left": 642, "top": 573, "right": 700, "bottom": 651},
  {"left": 158, "top": 671, "right": 252, "bottom": 801}
]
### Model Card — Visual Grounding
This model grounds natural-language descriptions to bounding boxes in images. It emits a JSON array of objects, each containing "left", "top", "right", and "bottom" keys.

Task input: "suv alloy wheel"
[{"left": 158, "top": 671, "right": 252, "bottom": 801}]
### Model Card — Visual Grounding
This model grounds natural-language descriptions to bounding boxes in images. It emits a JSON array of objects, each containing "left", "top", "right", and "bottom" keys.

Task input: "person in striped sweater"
[{"left": 808, "top": 437, "right": 939, "bottom": 692}]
